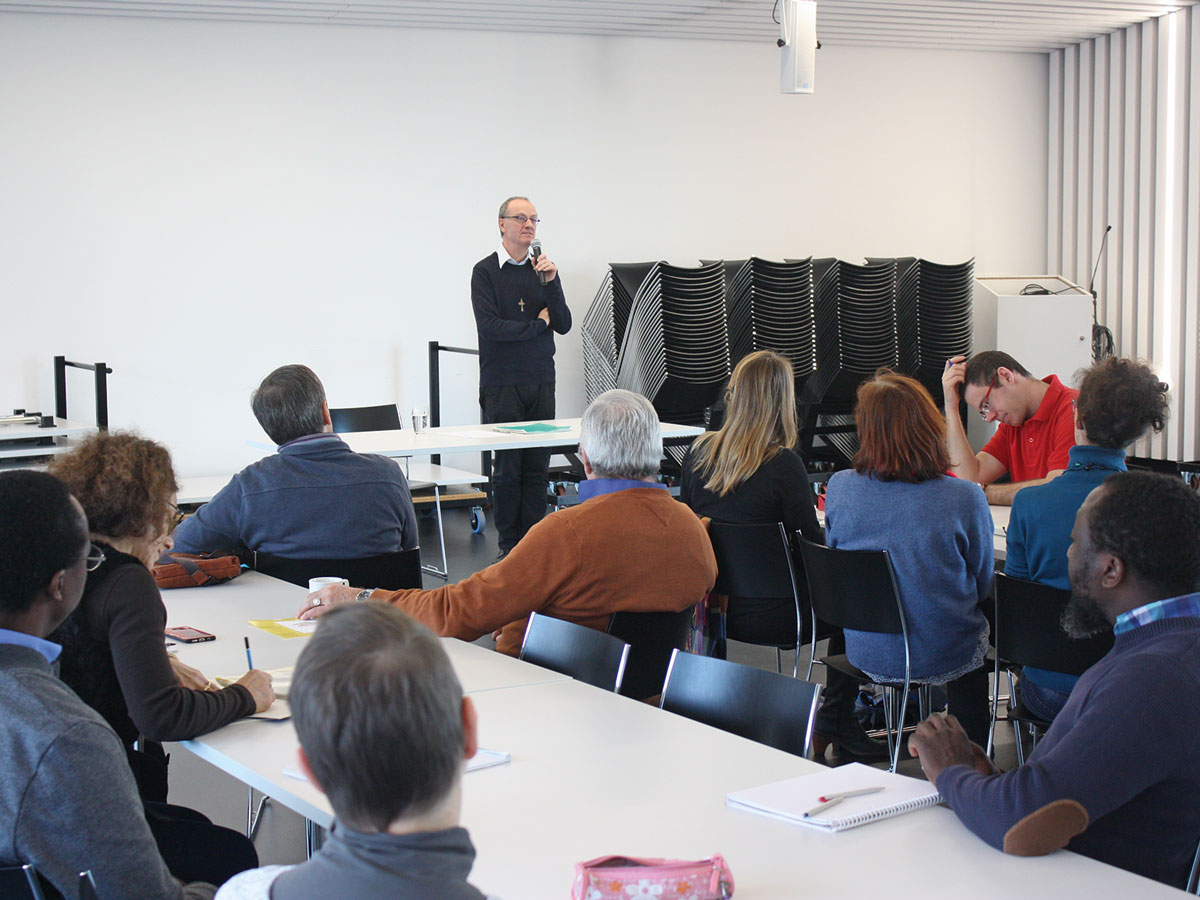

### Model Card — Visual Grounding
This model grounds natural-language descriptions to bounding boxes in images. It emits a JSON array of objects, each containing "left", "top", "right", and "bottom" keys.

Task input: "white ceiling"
[{"left": 0, "top": 0, "right": 1194, "bottom": 53}]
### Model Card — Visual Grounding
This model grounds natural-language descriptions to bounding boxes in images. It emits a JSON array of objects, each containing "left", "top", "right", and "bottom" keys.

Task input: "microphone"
[
  {"left": 1087, "top": 225, "right": 1116, "bottom": 363},
  {"left": 530, "top": 239, "right": 547, "bottom": 286},
  {"left": 1088, "top": 225, "right": 1112, "bottom": 301}
]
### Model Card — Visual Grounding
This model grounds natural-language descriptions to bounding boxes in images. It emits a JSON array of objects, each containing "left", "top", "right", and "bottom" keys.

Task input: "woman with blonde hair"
[
  {"left": 681, "top": 351, "right": 888, "bottom": 761},
  {"left": 49, "top": 431, "right": 269, "bottom": 886},
  {"left": 824, "top": 371, "right": 994, "bottom": 745}
]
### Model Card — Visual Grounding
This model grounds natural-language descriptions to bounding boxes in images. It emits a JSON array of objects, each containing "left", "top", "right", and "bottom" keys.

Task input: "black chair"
[
  {"left": 606, "top": 606, "right": 698, "bottom": 701},
  {"left": 797, "top": 536, "right": 924, "bottom": 772},
  {"left": 519, "top": 611, "right": 631, "bottom": 692},
  {"left": 77, "top": 872, "right": 98, "bottom": 900},
  {"left": 0, "top": 865, "right": 47, "bottom": 900},
  {"left": 328, "top": 404, "right": 401, "bottom": 433},
  {"left": 660, "top": 649, "right": 821, "bottom": 757},
  {"left": 708, "top": 521, "right": 807, "bottom": 677},
  {"left": 987, "top": 572, "right": 1114, "bottom": 762},
  {"left": 329, "top": 402, "right": 453, "bottom": 579},
  {"left": 252, "top": 548, "right": 423, "bottom": 591}
]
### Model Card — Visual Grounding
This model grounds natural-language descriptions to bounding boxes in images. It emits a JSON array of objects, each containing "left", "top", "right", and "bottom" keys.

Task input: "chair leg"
[
  {"left": 247, "top": 787, "right": 269, "bottom": 840},
  {"left": 420, "top": 485, "right": 449, "bottom": 579},
  {"left": 775, "top": 647, "right": 783, "bottom": 674},
  {"left": 305, "top": 819, "right": 325, "bottom": 857}
]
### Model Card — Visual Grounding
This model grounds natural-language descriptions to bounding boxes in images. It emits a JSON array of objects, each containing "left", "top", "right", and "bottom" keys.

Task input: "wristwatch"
[{"left": 354, "top": 588, "right": 377, "bottom": 603}]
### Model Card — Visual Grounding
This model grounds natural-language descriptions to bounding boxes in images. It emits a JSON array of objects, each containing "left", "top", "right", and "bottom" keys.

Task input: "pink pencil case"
[{"left": 571, "top": 854, "right": 734, "bottom": 899}]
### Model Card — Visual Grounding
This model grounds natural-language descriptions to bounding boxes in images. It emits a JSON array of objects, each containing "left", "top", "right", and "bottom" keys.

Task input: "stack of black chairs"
[
  {"left": 583, "top": 262, "right": 659, "bottom": 402},
  {"left": 897, "top": 258, "right": 974, "bottom": 399},
  {"left": 583, "top": 255, "right": 973, "bottom": 471},
  {"left": 614, "top": 261, "right": 729, "bottom": 465},
  {"left": 719, "top": 257, "right": 816, "bottom": 396}
]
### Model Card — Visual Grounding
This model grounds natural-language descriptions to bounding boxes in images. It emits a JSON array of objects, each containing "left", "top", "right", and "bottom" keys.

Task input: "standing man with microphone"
[{"left": 471, "top": 196, "right": 572, "bottom": 559}]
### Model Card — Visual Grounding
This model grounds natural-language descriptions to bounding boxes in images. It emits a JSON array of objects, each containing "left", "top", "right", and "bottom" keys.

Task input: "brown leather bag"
[{"left": 153, "top": 552, "right": 243, "bottom": 589}]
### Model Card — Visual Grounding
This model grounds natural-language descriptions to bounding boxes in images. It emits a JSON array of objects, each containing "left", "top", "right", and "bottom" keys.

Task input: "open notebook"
[{"left": 726, "top": 762, "right": 941, "bottom": 833}]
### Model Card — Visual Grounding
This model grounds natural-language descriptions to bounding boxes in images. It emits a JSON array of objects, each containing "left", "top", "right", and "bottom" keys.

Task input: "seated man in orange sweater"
[{"left": 299, "top": 389, "right": 717, "bottom": 658}]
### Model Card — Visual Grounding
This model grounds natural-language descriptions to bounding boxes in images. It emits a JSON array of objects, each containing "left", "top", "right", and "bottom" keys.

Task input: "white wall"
[{"left": 0, "top": 13, "right": 1048, "bottom": 476}]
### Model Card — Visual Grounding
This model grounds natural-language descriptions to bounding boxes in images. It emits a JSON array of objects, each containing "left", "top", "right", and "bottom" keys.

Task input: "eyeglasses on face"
[
  {"left": 500, "top": 214, "right": 540, "bottom": 225},
  {"left": 978, "top": 374, "right": 999, "bottom": 420},
  {"left": 84, "top": 543, "right": 106, "bottom": 572},
  {"left": 169, "top": 505, "right": 186, "bottom": 534}
]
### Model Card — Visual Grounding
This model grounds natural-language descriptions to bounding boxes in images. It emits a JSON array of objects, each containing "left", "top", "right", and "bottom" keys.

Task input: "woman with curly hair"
[
  {"left": 1005, "top": 357, "right": 1170, "bottom": 720},
  {"left": 49, "top": 431, "right": 270, "bottom": 886},
  {"left": 824, "top": 371, "right": 995, "bottom": 746}
]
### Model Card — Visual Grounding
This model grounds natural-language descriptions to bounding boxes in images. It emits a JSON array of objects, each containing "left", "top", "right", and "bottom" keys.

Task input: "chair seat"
[{"left": 819, "top": 653, "right": 869, "bottom": 682}]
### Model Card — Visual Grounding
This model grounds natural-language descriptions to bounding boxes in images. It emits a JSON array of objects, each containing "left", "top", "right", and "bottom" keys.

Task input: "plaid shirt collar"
[{"left": 1114, "top": 591, "right": 1200, "bottom": 636}]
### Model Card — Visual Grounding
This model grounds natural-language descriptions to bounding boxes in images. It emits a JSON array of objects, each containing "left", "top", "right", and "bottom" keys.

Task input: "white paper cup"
[{"left": 308, "top": 576, "right": 349, "bottom": 605}]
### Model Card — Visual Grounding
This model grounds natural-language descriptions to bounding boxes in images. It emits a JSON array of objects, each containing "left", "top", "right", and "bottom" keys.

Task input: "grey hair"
[
  {"left": 251, "top": 365, "right": 327, "bottom": 446},
  {"left": 580, "top": 390, "right": 662, "bottom": 480},
  {"left": 498, "top": 195, "right": 530, "bottom": 219},
  {"left": 290, "top": 604, "right": 465, "bottom": 831}
]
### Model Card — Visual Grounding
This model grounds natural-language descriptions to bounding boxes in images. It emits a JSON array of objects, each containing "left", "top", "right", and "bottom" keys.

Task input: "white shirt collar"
[{"left": 497, "top": 241, "right": 530, "bottom": 266}]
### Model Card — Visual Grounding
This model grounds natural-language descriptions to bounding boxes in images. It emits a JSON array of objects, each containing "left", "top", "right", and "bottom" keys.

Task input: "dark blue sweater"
[
  {"left": 172, "top": 434, "right": 417, "bottom": 559},
  {"left": 470, "top": 253, "right": 571, "bottom": 389},
  {"left": 938, "top": 613, "right": 1200, "bottom": 888}
]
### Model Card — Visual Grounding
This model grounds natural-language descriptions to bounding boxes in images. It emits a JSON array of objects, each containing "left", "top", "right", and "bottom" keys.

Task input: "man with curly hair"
[
  {"left": 909, "top": 471, "right": 1200, "bottom": 889},
  {"left": 1004, "top": 357, "right": 1170, "bottom": 720}
]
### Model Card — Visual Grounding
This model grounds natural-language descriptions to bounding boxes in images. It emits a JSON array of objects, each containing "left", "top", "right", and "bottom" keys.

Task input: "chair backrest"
[
  {"left": 519, "top": 612, "right": 631, "bottom": 692},
  {"left": 0, "top": 864, "right": 47, "bottom": 900},
  {"left": 78, "top": 871, "right": 98, "bottom": 900},
  {"left": 709, "top": 521, "right": 800, "bottom": 600},
  {"left": 993, "top": 573, "right": 1114, "bottom": 675},
  {"left": 1187, "top": 835, "right": 1199, "bottom": 894},
  {"left": 796, "top": 537, "right": 905, "bottom": 635},
  {"left": 660, "top": 649, "right": 821, "bottom": 757},
  {"left": 606, "top": 606, "right": 697, "bottom": 700},
  {"left": 329, "top": 404, "right": 402, "bottom": 434},
  {"left": 253, "top": 548, "right": 422, "bottom": 591}
]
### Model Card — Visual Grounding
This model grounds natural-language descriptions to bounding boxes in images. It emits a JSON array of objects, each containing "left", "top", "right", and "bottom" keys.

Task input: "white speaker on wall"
[{"left": 779, "top": 0, "right": 817, "bottom": 94}]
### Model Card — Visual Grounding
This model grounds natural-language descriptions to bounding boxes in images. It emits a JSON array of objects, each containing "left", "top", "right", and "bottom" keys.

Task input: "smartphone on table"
[{"left": 164, "top": 626, "right": 215, "bottom": 644}]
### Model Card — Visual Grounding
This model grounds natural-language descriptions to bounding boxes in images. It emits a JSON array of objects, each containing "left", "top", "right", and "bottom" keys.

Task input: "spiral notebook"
[{"left": 726, "top": 763, "right": 941, "bottom": 833}]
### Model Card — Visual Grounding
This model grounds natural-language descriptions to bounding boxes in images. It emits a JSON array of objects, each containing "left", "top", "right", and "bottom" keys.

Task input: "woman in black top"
[
  {"left": 49, "top": 431, "right": 268, "bottom": 885},
  {"left": 680, "top": 350, "right": 887, "bottom": 762}
]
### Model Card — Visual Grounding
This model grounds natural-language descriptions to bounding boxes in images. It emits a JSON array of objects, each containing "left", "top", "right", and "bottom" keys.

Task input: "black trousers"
[
  {"left": 481, "top": 382, "right": 555, "bottom": 553},
  {"left": 145, "top": 801, "right": 259, "bottom": 887}
]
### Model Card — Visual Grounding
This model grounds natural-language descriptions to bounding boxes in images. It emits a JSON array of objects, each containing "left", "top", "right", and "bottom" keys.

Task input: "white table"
[
  {"left": 0, "top": 416, "right": 97, "bottom": 460},
  {"left": 168, "top": 573, "right": 1181, "bottom": 900},
  {"left": 334, "top": 417, "right": 703, "bottom": 460}
]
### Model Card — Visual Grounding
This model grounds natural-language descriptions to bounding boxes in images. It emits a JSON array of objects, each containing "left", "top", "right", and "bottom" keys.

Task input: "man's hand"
[
  {"left": 234, "top": 669, "right": 275, "bottom": 713},
  {"left": 532, "top": 253, "right": 558, "bottom": 283},
  {"left": 170, "top": 656, "right": 214, "bottom": 691},
  {"left": 537, "top": 307, "right": 551, "bottom": 325},
  {"left": 297, "top": 583, "right": 361, "bottom": 620},
  {"left": 907, "top": 713, "right": 982, "bottom": 785},
  {"left": 942, "top": 355, "right": 967, "bottom": 408}
]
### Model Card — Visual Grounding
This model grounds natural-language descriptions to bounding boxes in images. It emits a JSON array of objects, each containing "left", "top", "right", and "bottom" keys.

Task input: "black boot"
[{"left": 812, "top": 668, "right": 890, "bottom": 764}]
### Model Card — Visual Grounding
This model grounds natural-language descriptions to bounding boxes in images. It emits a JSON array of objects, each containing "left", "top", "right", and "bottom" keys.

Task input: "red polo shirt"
[{"left": 980, "top": 374, "right": 1078, "bottom": 482}]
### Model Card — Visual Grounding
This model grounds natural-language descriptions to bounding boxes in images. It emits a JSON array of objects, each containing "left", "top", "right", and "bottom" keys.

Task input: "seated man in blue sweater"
[
  {"left": 173, "top": 364, "right": 418, "bottom": 560},
  {"left": 215, "top": 603, "right": 492, "bottom": 900},
  {"left": 909, "top": 471, "right": 1200, "bottom": 889},
  {"left": 1004, "top": 357, "right": 1169, "bottom": 720}
]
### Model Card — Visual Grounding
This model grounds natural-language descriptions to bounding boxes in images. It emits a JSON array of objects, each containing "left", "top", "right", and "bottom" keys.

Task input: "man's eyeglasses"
[
  {"left": 978, "top": 374, "right": 999, "bottom": 420},
  {"left": 169, "top": 505, "right": 185, "bottom": 535},
  {"left": 500, "top": 214, "right": 540, "bottom": 225},
  {"left": 85, "top": 543, "right": 106, "bottom": 572}
]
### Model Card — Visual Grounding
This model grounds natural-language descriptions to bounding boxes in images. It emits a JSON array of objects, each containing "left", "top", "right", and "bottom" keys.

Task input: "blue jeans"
[{"left": 1017, "top": 671, "right": 1072, "bottom": 722}]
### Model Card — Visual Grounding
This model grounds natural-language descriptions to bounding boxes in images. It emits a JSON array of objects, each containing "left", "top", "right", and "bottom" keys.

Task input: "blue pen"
[{"left": 244, "top": 636, "right": 253, "bottom": 670}]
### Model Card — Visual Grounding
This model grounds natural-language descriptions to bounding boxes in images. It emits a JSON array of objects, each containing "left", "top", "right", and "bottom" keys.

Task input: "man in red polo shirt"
[{"left": 942, "top": 350, "right": 1078, "bottom": 505}]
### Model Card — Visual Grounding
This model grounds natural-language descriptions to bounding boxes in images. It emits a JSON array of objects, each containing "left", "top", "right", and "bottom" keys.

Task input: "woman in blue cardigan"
[{"left": 825, "top": 371, "right": 995, "bottom": 744}]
